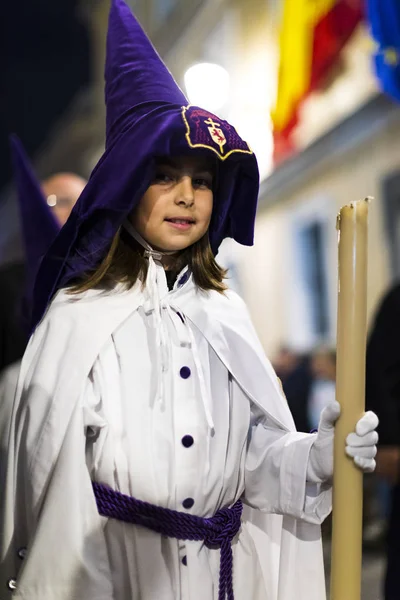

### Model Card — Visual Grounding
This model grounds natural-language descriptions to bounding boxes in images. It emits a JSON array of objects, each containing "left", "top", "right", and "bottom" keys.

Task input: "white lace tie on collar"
[{"left": 122, "top": 219, "right": 215, "bottom": 438}]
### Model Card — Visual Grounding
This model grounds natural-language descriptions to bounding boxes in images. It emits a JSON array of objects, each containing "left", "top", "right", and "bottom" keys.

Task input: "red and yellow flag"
[{"left": 272, "top": 0, "right": 363, "bottom": 162}]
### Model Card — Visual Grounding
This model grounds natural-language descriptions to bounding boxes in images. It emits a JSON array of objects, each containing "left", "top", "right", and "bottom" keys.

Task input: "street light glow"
[{"left": 184, "top": 63, "right": 230, "bottom": 113}]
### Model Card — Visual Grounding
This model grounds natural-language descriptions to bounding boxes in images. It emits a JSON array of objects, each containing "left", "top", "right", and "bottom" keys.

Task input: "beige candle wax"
[{"left": 330, "top": 198, "right": 370, "bottom": 600}]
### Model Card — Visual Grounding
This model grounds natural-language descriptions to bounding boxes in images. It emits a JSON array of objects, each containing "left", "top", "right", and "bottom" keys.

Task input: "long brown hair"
[{"left": 69, "top": 227, "right": 228, "bottom": 294}]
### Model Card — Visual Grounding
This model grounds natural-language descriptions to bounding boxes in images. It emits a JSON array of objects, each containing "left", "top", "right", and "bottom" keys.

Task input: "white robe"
[{"left": 0, "top": 265, "right": 331, "bottom": 599}]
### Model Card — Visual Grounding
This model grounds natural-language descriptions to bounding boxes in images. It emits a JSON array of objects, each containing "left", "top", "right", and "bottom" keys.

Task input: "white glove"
[{"left": 306, "top": 401, "right": 379, "bottom": 483}]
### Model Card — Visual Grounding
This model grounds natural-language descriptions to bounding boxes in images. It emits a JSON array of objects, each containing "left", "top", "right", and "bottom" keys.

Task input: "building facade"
[{"left": 150, "top": 0, "right": 400, "bottom": 358}]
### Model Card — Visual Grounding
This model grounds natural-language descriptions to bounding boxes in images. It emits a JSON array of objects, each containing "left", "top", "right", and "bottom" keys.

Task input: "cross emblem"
[{"left": 204, "top": 117, "right": 221, "bottom": 129}]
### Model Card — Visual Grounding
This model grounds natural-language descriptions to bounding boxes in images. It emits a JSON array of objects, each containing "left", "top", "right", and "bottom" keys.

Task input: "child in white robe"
[{"left": 0, "top": 2, "right": 378, "bottom": 600}]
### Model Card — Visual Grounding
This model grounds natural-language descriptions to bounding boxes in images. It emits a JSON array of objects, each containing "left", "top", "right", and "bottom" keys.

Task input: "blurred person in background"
[
  {"left": 308, "top": 347, "right": 336, "bottom": 432},
  {"left": 273, "top": 346, "right": 313, "bottom": 433},
  {"left": 366, "top": 283, "right": 400, "bottom": 600},
  {"left": 0, "top": 168, "right": 86, "bottom": 373},
  {"left": 42, "top": 173, "right": 87, "bottom": 227}
]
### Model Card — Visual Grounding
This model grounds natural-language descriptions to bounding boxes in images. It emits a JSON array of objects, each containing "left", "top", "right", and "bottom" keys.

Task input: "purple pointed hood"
[
  {"left": 10, "top": 135, "right": 60, "bottom": 286},
  {"left": 31, "top": 0, "right": 259, "bottom": 330},
  {"left": 105, "top": 0, "right": 187, "bottom": 147}
]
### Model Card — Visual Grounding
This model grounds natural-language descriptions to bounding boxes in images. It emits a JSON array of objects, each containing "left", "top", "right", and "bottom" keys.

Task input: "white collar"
[{"left": 121, "top": 219, "right": 213, "bottom": 435}]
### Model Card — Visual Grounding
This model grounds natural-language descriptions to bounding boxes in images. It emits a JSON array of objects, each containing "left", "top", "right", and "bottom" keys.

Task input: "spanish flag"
[{"left": 273, "top": 0, "right": 363, "bottom": 162}]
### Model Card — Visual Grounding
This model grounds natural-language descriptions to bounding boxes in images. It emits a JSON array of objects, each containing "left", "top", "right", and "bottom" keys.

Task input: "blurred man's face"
[
  {"left": 311, "top": 352, "right": 336, "bottom": 381},
  {"left": 273, "top": 348, "right": 298, "bottom": 376},
  {"left": 42, "top": 173, "right": 86, "bottom": 226}
]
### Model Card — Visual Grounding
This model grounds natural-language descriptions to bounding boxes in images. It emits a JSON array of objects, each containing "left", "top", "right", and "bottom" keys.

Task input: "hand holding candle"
[{"left": 306, "top": 401, "right": 378, "bottom": 483}]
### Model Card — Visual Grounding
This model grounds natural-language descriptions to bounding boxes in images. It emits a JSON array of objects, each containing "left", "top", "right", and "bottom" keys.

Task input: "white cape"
[{"left": 0, "top": 280, "right": 329, "bottom": 599}]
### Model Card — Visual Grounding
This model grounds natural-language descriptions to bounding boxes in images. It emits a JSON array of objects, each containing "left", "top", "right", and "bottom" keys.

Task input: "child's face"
[{"left": 130, "top": 155, "right": 214, "bottom": 253}]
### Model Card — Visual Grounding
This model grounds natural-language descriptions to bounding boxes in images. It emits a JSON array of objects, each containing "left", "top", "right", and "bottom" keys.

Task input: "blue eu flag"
[{"left": 366, "top": 0, "right": 400, "bottom": 103}]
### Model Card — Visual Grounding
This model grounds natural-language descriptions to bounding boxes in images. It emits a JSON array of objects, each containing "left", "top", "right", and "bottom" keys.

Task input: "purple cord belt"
[{"left": 92, "top": 482, "right": 242, "bottom": 600}]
